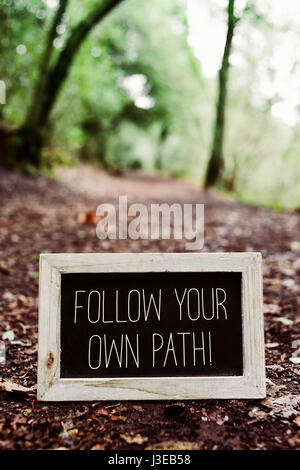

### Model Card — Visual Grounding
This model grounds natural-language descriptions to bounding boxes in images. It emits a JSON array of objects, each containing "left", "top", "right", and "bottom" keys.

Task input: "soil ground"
[{"left": 0, "top": 165, "right": 299, "bottom": 450}]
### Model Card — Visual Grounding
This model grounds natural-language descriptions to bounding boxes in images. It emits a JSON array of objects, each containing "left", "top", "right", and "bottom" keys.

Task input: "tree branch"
[
  {"left": 26, "top": 0, "right": 69, "bottom": 122},
  {"left": 36, "top": 0, "right": 125, "bottom": 127}
]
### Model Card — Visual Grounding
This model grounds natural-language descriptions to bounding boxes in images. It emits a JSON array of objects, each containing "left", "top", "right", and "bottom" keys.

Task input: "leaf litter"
[{"left": 0, "top": 165, "right": 299, "bottom": 450}]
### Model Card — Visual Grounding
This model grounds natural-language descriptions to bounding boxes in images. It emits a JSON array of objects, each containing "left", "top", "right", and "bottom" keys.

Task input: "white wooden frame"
[{"left": 37, "top": 252, "right": 265, "bottom": 401}]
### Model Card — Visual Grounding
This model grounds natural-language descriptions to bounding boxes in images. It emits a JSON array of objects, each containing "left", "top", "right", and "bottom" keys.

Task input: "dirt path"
[{"left": 0, "top": 165, "right": 299, "bottom": 450}]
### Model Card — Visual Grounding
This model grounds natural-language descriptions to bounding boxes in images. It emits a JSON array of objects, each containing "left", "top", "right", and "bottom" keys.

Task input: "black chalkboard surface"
[{"left": 60, "top": 272, "right": 243, "bottom": 379}]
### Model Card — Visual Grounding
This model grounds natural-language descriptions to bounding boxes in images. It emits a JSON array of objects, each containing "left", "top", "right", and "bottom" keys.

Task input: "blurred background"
[
  {"left": 1, "top": 2, "right": 300, "bottom": 451},
  {"left": 0, "top": 0, "right": 300, "bottom": 209}
]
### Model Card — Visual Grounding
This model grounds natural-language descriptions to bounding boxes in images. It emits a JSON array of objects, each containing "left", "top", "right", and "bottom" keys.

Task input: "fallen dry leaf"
[
  {"left": 0, "top": 379, "right": 36, "bottom": 394},
  {"left": 120, "top": 433, "right": 148, "bottom": 444},
  {"left": 266, "top": 378, "right": 286, "bottom": 397},
  {"left": 264, "top": 303, "right": 281, "bottom": 314},
  {"left": 262, "top": 395, "right": 300, "bottom": 419},
  {"left": 248, "top": 407, "right": 268, "bottom": 422},
  {"left": 266, "top": 342, "right": 279, "bottom": 348},
  {"left": 2, "top": 330, "right": 15, "bottom": 341},
  {"left": 290, "top": 241, "right": 300, "bottom": 251},
  {"left": 51, "top": 447, "right": 69, "bottom": 451},
  {"left": 146, "top": 441, "right": 201, "bottom": 450},
  {"left": 0, "top": 342, "right": 5, "bottom": 364},
  {"left": 274, "top": 317, "right": 293, "bottom": 326},
  {"left": 11, "top": 414, "right": 27, "bottom": 429},
  {"left": 110, "top": 415, "right": 126, "bottom": 422},
  {"left": 77, "top": 211, "right": 99, "bottom": 225},
  {"left": 95, "top": 407, "right": 109, "bottom": 417},
  {"left": 288, "top": 432, "right": 300, "bottom": 448},
  {"left": 293, "top": 416, "right": 300, "bottom": 428},
  {"left": 90, "top": 443, "right": 107, "bottom": 450}
]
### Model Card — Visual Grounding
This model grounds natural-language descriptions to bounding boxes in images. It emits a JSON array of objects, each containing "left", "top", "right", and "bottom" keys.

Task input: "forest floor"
[{"left": 0, "top": 164, "right": 299, "bottom": 450}]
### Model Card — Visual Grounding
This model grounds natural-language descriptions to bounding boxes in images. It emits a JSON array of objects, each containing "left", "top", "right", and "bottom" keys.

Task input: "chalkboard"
[
  {"left": 37, "top": 253, "right": 265, "bottom": 401},
  {"left": 60, "top": 272, "right": 243, "bottom": 379}
]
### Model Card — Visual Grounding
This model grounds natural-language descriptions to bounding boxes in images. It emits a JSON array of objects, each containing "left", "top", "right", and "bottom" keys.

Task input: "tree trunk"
[
  {"left": 204, "top": 0, "right": 236, "bottom": 188},
  {"left": 6, "top": 0, "right": 125, "bottom": 169},
  {"left": 154, "top": 125, "right": 168, "bottom": 171},
  {"left": 26, "top": 0, "right": 69, "bottom": 126}
]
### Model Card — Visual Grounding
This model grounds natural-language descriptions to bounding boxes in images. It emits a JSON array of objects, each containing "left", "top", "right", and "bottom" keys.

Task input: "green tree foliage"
[
  {"left": 0, "top": 0, "right": 300, "bottom": 209},
  {"left": 0, "top": 0, "right": 125, "bottom": 168},
  {"left": 51, "top": 0, "right": 205, "bottom": 173}
]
